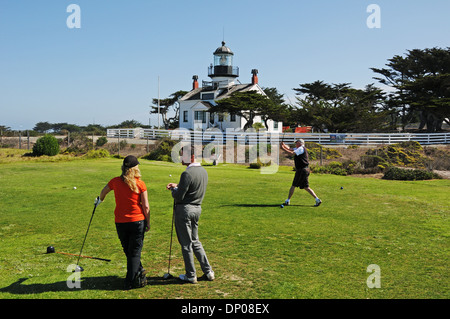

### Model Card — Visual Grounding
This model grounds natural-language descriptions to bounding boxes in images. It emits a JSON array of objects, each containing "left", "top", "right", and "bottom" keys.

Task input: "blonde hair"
[{"left": 121, "top": 165, "right": 141, "bottom": 193}]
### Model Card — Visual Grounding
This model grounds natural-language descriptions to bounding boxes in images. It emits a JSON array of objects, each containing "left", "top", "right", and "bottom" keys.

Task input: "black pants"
[{"left": 116, "top": 220, "right": 145, "bottom": 285}]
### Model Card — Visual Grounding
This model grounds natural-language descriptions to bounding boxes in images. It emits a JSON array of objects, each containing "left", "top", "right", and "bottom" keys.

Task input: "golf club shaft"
[
  {"left": 167, "top": 200, "right": 175, "bottom": 274},
  {"left": 76, "top": 197, "right": 99, "bottom": 266},
  {"left": 56, "top": 251, "right": 111, "bottom": 262}
]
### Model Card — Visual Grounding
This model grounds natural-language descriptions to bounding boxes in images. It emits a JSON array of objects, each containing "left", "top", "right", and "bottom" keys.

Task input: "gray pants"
[{"left": 174, "top": 204, "right": 212, "bottom": 279}]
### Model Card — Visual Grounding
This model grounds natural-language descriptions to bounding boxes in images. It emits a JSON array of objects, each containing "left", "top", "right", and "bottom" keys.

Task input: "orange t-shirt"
[{"left": 108, "top": 177, "right": 147, "bottom": 223}]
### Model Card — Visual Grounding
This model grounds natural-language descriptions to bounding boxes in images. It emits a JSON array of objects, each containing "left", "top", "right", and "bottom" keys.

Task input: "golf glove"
[{"left": 94, "top": 197, "right": 102, "bottom": 207}]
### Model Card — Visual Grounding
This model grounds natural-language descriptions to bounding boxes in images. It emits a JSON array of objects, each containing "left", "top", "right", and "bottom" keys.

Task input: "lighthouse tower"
[{"left": 207, "top": 41, "right": 239, "bottom": 87}]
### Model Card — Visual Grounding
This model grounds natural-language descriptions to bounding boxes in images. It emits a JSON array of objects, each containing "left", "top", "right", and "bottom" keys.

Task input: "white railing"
[
  {"left": 278, "top": 132, "right": 450, "bottom": 145},
  {"left": 107, "top": 128, "right": 450, "bottom": 145},
  {"left": 105, "top": 128, "right": 144, "bottom": 139}
]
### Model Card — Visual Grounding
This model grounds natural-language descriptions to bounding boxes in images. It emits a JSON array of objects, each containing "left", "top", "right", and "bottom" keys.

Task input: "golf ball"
[
  {"left": 73, "top": 187, "right": 77, "bottom": 190},
  {"left": 169, "top": 174, "right": 172, "bottom": 177}
]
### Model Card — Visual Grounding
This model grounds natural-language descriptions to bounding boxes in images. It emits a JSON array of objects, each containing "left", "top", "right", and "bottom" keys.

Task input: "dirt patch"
[
  {"left": 434, "top": 170, "right": 450, "bottom": 179},
  {"left": 104, "top": 143, "right": 157, "bottom": 158}
]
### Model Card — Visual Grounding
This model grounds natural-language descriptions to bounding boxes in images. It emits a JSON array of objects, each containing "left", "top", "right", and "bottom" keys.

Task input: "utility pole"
[{"left": 158, "top": 76, "right": 160, "bottom": 129}]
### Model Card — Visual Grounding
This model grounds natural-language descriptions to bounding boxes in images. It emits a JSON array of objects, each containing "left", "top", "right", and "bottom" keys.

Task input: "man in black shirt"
[{"left": 281, "top": 139, "right": 322, "bottom": 207}]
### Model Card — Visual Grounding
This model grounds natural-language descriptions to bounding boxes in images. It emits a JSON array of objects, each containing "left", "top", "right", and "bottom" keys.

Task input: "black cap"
[{"left": 123, "top": 155, "right": 140, "bottom": 168}]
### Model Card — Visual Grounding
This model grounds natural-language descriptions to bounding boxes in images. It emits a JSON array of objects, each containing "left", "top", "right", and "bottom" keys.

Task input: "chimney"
[
  {"left": 251, "top": 69, "right": 258, "bottom": 85},
  {"left": 192, "top": 75, "right": 199, "bottom": 90}
]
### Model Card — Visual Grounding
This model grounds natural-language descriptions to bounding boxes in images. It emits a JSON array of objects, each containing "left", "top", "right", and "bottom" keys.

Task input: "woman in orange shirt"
[{"left": 95, "top": 155, "right": 150, "bottom": 290}]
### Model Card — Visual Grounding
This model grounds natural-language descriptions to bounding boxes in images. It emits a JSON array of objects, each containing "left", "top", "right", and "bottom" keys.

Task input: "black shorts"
[{"left": 292, "top": 167, "right": 310, "bottom": 189}]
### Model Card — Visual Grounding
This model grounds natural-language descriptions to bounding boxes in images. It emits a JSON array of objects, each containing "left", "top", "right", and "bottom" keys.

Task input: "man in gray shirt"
[{"left": 166, "top": 148, "right": 214, "bottom": 284}]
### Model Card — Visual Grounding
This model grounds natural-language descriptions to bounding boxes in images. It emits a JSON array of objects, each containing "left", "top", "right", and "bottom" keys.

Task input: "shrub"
[
  {"left": 249, "top": 157, "right": 272, "bottom": 169},
  {"left": 142, "top": 138, "right": 176, "bottom": 162},
  {"left": 284, "top": 142, "right": 342, "bottom": 160},
  {"left": 86, "top": 149, "right": 110, "bottom": 159},
  {"left": 65, "top": 132, "right": 94, "bottom": 155},
  {"left": 33, "top": 135, "right": 60, "bottom": 156},
  {"left": 382, "top": 167, "right": 441, "bottom": 181},
  {"left": 360, "top": 155, "right": 389, "bottom": 169},
  {"left": 327, "top": 161, "right": 342, "bottom": 169},
  {"left": 249, "top": 162, "right": 261, "bottom": 169},
  {"left": 119, "top": 140, "right": 128, "bottom": 149},
  {"left": 397, "top": 141, "right": 423, "bottom": 151},
  {"left": 366, "top": 142, "right": 426, "bottom": 168},
  {"left": 96, "top": 136, "right": 108, "bottom": 147},
  {"left": 305, "top": 142, "right": 342, "bottom": 160},
  {"left": 311, "top": 159, "right": 386, "bottom": 176},
  {"left": 310, "top": 162, "right": 347, "bottom": 176}
]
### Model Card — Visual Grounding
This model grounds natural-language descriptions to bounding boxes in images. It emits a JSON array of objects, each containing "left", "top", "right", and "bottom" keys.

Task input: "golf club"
[
  {"left": 280, "top": 132, "right": 287, "bottom": 209},
  {"left": 163, "top": 200, "right": 175, "bottom": 280},
  {"left": 46, "top": 246, "right": 111, "bottom": 262},
  {"left": 74, "top": 196, "right": 100, "bottom": 272}
]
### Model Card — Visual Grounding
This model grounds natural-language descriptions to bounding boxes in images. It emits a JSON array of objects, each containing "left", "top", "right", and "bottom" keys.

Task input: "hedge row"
[{"left": 382, "top": 167, "right": 441, "bottom": 180}]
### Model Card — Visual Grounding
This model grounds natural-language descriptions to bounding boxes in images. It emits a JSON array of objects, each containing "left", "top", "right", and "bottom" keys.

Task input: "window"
[
  {"left": 201, "top": 93, "right": 215, "bottom": 100},
  {"left": 230, "top": 113, "right": 236, "bottom": 122},
  {"left": 218, "top": 113, "right": 224, "bottom": 122},
  {"left": 195, "top": 111, "right": 206, "bottom": 123},
  {"left": 274, "top": 121, "right": 279, "bottom": 129},
  {"left": 183, "top": 111, "right": 188, "bottom": 122}
]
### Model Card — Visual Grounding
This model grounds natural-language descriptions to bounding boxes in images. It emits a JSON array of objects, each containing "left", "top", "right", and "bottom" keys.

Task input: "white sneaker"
[
  {"left": 179, "top": 274, "right": 197, "bottom": 284},
  {"left": 284, "top": 199, "right": 290, "bottom": 206},
  {"left": 206, "top": 271, "right": 215, "bottom": 281},
  {"left": 314, "top": 198, "right": 322, "bottom": 207}
]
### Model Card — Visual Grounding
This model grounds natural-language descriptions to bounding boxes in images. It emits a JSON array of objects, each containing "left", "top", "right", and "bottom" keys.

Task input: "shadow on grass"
[
  {"left": 223, "top": 203, "right": 312, "bottom": 208},
  {"left": 0, "top": 275, "right": 183, "bottom": 294}
]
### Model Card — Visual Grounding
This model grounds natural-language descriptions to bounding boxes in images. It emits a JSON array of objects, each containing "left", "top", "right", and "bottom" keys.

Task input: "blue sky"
[{"left": 1, "top": 0, "right": 449, "bottom": 130}]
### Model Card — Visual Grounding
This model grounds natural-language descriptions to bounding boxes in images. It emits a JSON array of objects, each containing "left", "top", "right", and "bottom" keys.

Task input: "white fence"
[{"left": 107, "top": 128, "right": 450, "bottom": 146}]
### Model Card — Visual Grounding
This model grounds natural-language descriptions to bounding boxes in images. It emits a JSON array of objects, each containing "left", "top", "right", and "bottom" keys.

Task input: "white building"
[{"left": 178, "top": 42, "right": 282, "bottom": 133}]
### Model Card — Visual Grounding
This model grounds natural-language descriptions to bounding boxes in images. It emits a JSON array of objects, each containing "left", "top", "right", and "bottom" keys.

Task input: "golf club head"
[
  {"left": 46, "top": 246, "right": 55, "bottom": 254},
  {"left": 162, "top": 273, "right": 173, "bottom": 280},
  {"left": 73, "top": 265, "right": 84, "bottom": 272}
]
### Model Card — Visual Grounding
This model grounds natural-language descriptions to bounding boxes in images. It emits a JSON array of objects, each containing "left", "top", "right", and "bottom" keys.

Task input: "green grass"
[{"left": 0, "top": 156, "right": 448, "bottom": 299}]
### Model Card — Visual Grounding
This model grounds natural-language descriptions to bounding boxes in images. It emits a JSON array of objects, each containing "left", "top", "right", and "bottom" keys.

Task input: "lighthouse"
[{"left": 178, "top": 41, "right": 282, "bottom": 133}]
